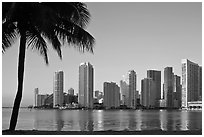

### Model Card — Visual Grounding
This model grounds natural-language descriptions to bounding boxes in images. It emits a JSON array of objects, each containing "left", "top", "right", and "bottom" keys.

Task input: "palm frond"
[
  {"left": 3, "top": 3, "right": 22, "bottom": 24},
  {"left": 2, "top": 2, "right": 13, "bottom": 21},
  {"left": 42, "top": 2, "right": 91, "bottom": 28},
  {"left": 29, "top": 4, "right": 63, "bottom": 60},
  {"left": 26, "top": 26, "right": 49, "bottom": 64},
  {"left": 2, "top": 2, "right": 95, "bottom": 60},
  {"left": 42, "top": 28, "right": 62, "bottom": 59},
  {"left": 55, "top": 19, "right": 95, "bottom": 53},
  {"left": 2, "top": 22, "right": 18, "bottom": 53},
  {"left": 71, "top": 2, "right": 91, "bottom": 28}
]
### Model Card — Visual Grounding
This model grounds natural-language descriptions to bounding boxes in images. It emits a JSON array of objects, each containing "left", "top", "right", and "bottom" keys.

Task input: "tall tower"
[
  {"left": 34, "top": 88, "right": 39, "bottom": 107},
  {"left": 164, "top": 67, "right": 174, "bottom": 108},
  {"left": 147, "top": 70, "right": 161, "bottom": 106},
  {"left": 173, "top": 75, "right": 182, "bottom": 108},
  {"left": 198, "top": 66, "right": 202, "bottom": 100},
  {"left": 104, "top": 82, "right": 120, "bottom": 109},
  {"left": 181, "top": 59, "right": 201, "bottom": 108},
  {"left": 79, "top": 62, "right": 94, "bottom": 108},
  {"left": 128, "top": 70, "right": 137, "bottom": 108},
  {"left": 120, "top": 80, "right": 129, "bottom": 106},
  {"left": 53, "top": 71, "right": 64, "bottom": 108},
  {"left": 141, "top": 78, "right": 156, "bottom": 108}
]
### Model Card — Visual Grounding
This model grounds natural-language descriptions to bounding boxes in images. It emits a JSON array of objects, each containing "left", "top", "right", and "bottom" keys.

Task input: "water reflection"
[
  {"left": 31, "top": 109, "right": 202, "bottom": 131},
  {"left": 159, "top": 110, "right": 191, "bottom": 131},
  {"left": 166, "top": 111, "right": 174, "bottom": 131},
  {"left": 34, "top": 109, "right": 55, "bottom": 130},
  {"left": 34, "top": 110, "right": 39, "bottom": 130},
  {"left": 139, "top": 110, "right": 160, "bottom": 130},
  {"left": 135, "top": 110, "right": 142, "bottom": 130},
  {"left": 87, "top": 111, "right": 94, "bottom": 131},
  {"left": 128, "top": 111, "right": 136, "bottom": 131},
  {"left": 54, "top": 110, "right": 64, "bottom": 131},
  {"left": 187, "top": 111, "right": 202, "bottom": 130},
  {"left": 78, "top": 110, "right": 94, "bottom": 131},
  {"left": 118, "top": 110, "right": 129, "bottom": 130},
  {"left": 172, "top": 111, "right": 182, "bottom": 131},
  {"left": 160, "top": 110, "right": 178, "bottom": 131},
  {"left": 94, "top": 110, "right": 104, "bottom": 131}
]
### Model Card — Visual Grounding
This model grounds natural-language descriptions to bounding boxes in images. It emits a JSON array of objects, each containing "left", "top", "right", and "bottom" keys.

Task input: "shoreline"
[
  {"left": 2, "top": 107, "right": 202, "bottom": 111},
  {"left": 2, "top": 129, "right": 202, "bottom": 135}
]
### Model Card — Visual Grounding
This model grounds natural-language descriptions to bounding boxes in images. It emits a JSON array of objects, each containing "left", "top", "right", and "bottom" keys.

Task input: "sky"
[{"left": 2, "top": 2, "right": 202, "bottom": 107}]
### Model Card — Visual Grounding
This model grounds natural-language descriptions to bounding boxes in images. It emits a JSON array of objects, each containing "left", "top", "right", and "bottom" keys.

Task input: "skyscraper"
[
  {"left": 104, "top": 82, "right": 120, "bottom": 109},
  {"left": 37, "top": 94, "right": 49, "bottom": 107},
  {"left": 181, "top": 59, "right": 202, "bottom": 108},
  {"left": 78, "top": 62, "right": 94, "bottom": 108},
  {"left": 173, "top": 75, "right": 182, "bottom": 108},
  {"left": 120, "top": 80, "right": 129, "bottom": 106},
  {"left": 53, "top": 71, "right": 64, "bottom": 108},
  {"left": 94, "top": 90, "right": 100, "bottom": 98},
  {"left": 127, "top": 70, "right": 137, "bottom": 108},
  {"left": 34, "top": 88, "right": 49, "bottom": 107},
  {"left": 198, "top": 66, "right": 202, "bottom": 100},
  {"left": 164, "top": 67, "right": 174, "bottom": 108},
  {"left": 68, "top": 88, "right": 74, "bottom": 95},
  {"left": 34, "top": 88, "right": 39, "bottom": 107},
  {"left": 162, "top": 83, "right": 165, "bottom": 99},
  {"left": 141, "top": 78, "right": 156, "bottom": 108},
  {"left": 147, "top": 70, "right": 161, "bottom": 106}
]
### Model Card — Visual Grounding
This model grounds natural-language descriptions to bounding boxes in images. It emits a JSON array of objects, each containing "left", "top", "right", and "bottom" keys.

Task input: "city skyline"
[
  {"left": 31, "top": 58, "right": 201, "bottom": 109},
  {"left": 2, "top": 2, "right": 202, "bottom": 107},
  {"left": 10, "top": 58, "right": 203, "bottom": 108}
]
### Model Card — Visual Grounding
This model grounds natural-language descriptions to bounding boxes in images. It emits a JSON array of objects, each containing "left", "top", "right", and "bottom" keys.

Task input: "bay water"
[{"left": 2, "top": 108, "right": 202, "bottom": 131}]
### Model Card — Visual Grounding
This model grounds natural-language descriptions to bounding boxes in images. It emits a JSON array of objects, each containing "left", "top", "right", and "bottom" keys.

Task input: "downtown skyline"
[
  {"left": 2, "top": 2, "right": 202, "bottom": 107},
  {"left": 33, "top": 58, "right": 201, "bottom": 109},
  {"left": 8, "top": 59, "right": 203, "bottom": 108}
]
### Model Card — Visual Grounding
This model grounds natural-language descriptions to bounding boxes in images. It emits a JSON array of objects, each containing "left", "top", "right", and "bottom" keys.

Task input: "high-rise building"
[
  {"left": 147, "top": 70, "right": 161, "bottom": 106},
  {"left": 68, "top": 88, "right": 74, "bottom": 95},
  {"left": 120, "top": 80, "right": 129, "bottom": 106},
  {"left": 198, "top": 66, "right": 202, "bottom": 100},
  {"left": 97, "top": 91, "right": 103, "bottom": 100},
  {"left": 141, "top": 78, "right": 156, "bottom": 108},
  {"left": 44, "top": 94, "right": 53, "bottom": 106},
  {"left": 164, "top": 67, "right": 174, "bottom": 108},
  {"left": 162, "top": 83, "right": 165, "bottom": 99},
  {"left": 78, "top": 62, "right": 94, "bottom": 108},
  {"left": 34, "top": 88, "right": 49, "bottom": 107},
  {"left": 173, "top": 75, "right": 182, "bottom": 108},
  {"left": 103, "top": 82, "right": 120, "bottom": 109},
  {"left": 34, "top": 88, "right": 39, "bottom": 107},
  {"left": 127, "top": 70, "right": 137, "bottom": 108},
  {"left": 136, "top": 90, "right": 140, "bottom": 106},
  {"left": 53, "top": 71, "right": 64, "bottom": 108},
  {"left": 97, "top": 91, "right": 103, "bottom": 103},
  {"left": 181, "top": 59, "right": 202, "bottom": 108},
  {"left": 94, "top": 90, "right": 103, "bottom": 104},
  {"left": 37, "top": 94, "right": 49, "bottom": 107},
  {"left": 94, "top": 90, "right": 100, "bottom": 98}
]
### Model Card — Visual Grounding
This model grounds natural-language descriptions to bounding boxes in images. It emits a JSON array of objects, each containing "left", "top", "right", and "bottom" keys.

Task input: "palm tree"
[{"left": 2, "top": 2, "right": 95, "bottom": 131}]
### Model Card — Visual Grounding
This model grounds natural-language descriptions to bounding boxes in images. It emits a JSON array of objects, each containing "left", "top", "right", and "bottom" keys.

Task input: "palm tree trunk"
[{"left": 9, "top": 30, "right": 26, "bottom": 131}]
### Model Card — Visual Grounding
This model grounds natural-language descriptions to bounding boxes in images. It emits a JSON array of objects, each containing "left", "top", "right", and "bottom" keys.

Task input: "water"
[{"left": 2, "top": 108, "right": 202, "bottom": 131}]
